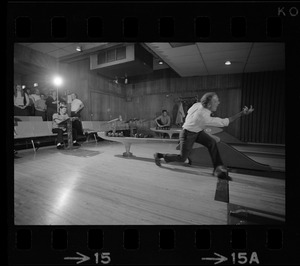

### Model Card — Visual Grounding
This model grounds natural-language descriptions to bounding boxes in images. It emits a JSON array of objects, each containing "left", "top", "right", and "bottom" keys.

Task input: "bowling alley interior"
[{"left": 12, "top": 42, "right": 286, "bottom": 225}]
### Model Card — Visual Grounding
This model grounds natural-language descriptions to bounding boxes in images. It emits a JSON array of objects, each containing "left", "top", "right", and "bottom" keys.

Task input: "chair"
[
  {"left": 14, "top": 122, "right": 36, "bottom": 151},
  {"left": 32, "top": 121, "right": 55, "bottom": 137},
  {"left": 82, "top": 121, "right": 97, "bottom": 142}
]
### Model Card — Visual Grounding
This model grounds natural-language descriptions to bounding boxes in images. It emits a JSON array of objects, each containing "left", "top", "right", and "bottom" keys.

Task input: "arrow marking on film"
[
  {"left": 64, "top": 252, "right": 90, "bottom": 264},
  {"left": 202, "top": 253, "right": 228, "bottom": 264}
]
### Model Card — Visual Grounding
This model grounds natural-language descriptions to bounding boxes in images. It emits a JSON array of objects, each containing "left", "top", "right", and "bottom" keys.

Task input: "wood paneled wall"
[
  {"left": 64, "top": 59, "right": 127, "bottom": 121},
  {"left": 126, "top": 71, "right": 243, "bottom": 138},
  {"left": 14, "top": 46, "right": 285, "bottom": 142}
]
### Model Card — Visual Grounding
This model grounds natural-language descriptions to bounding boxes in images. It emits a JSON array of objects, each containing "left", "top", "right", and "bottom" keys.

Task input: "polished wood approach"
[{"left": 14, "top": 141, "right": 285, "bottom": 225}]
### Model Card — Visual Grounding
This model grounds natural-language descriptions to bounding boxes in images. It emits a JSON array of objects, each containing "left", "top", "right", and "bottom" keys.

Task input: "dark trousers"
[
  {"left": 47, "top": 109, "right": 56, "bottom": 121},
  {"left": 14, "top": 106, "right": 29, "bottom": 116},
  {"left": 35, "top": 110, "right": 46, "bottom": 121},
  {"left": 71, "top": 112, "right": 83, "bottom": 135},
  {"left": 163, "top": 129, "right": 223, "bottom": 170},
  {"left": 52, "top": 128, "right": 77, "bottom": 144}
]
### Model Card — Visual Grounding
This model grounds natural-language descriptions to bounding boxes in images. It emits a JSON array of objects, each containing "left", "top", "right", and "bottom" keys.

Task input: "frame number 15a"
[{"left": 232, "top": 252, "right": 259, "bottom": 264}]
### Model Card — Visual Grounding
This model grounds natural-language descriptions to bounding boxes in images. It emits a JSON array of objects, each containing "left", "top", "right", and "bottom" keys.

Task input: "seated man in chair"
[
  {"left": 154, "top": 109, "right": 171, "bottom": 130},
  {"left": 52, "top": 104, "right": 81, "bottom": 149},
  {"left": 154, "top": 110, "right": 171, "bottom": 138}
]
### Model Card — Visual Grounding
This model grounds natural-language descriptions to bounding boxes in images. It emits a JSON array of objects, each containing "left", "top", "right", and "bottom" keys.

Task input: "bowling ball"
[
  {"left": 139, "top": 134, "right": 143, "bottom": 138},
  {"left": 107, "top": 132, "right": 111, "bottom": 136},
  {"left": 119, "top": 132, "right": 124, "bottom": 137}
]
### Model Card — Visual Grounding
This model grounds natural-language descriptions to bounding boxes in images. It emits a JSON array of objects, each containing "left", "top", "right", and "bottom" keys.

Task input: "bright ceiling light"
[
  {"left": 76, "top": 46, "right": 82, "bottom": 52},
  {"left": 158, "top": 60, "right": 164, "bottom": 65},
  {"left": 53, "top": 76, "right": 63, "bottom": 86},
  {"left": 225, "top": 61, "right": 231, "bottom": 65}
]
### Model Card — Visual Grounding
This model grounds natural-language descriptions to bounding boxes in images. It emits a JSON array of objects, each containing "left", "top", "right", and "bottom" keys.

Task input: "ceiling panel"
[
  {"left": 51, "top": 43, "right": 73, "bottom": 48},
  {"left": 162, "top": 46, "right": 199, "bottom": 57},
  {"left": 202, "top": 50, "right": 249, "bottom": 61},
  {"left": 16, "top": 42, "right": 285, "bottom": 78},
  {"left": 48, "top": 49, "right": 71, "bottom": 58},
  {"left": 26, "top": 43, "right": 59, "bottom": 54},
  {"left": 197, "top": 43, "right": 253, "bottom": 53}
]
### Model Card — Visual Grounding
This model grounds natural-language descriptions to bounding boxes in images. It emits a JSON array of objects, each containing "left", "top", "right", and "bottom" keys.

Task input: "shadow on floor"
[
  {"left": 114, "top": 154, "right": 213, "bottom": 176},
  {"left": 59, "top": 148, "right": 102, "bottom": 157}
]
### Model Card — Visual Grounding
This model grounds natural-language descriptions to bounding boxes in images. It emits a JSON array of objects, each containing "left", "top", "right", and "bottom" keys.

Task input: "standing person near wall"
[
  {"left": 70, "top": 93, "right": 84, "bottom": 136},
  {"left": 31, "top": 88, "right": 41, "bottom": 102},
  {"left": 24, "top": 87, "right": 35, "bottom": 116},
  {"left": 153, "top": 92, "right": 254, "bottom": 180},
  {"left": 45, "top": 90, "right": 59, "bottom": 121},
  {"left": 34, "top": 94, "right": 47, "bottom": 121},
  {"left": 14, "top": 85, "right": 30, "bottom": 116}
]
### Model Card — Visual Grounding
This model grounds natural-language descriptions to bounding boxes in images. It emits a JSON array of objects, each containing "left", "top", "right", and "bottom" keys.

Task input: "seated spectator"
[
  {"left": 14, "top": 84, "right": 30, "bottom": 116},
  {"left": 154, "top": 110, "right": 171, "bottom": 130},
  {"left": 59, "top": 100, "right": 67, "bottom": 108},
  {"left": 34, "top": 94, "right": 47, "bottom": 121},
  {"left": 52, "top": 104, "right": 81, "bottom": 149},
  {"left": 154, "top": 110, "right": 171, "bottom": 138}
]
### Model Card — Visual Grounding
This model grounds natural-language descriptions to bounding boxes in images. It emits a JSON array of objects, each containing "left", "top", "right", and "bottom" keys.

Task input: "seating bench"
[{"left": 14, "top": 121, "right": 65, "bottom": 151}]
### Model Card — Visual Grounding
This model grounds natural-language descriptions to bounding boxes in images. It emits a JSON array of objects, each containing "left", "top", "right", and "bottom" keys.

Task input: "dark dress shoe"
[
  {"left": 73, "top": 142, "right": 81, "bottom": 147},
  {"left": 57, "top": 143, "right": 65, "bottom": 149},
  {"left": 154, "top": 153, "right": 161, "bottom": 167}
]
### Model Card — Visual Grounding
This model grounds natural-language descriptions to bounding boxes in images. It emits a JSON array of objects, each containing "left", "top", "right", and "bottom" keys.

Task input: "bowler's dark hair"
[
  {"left": 200, "top": 92, "right": 217, "bottom": 108},
  {"left": 162, "top": 110, "right": 167, "bottom": 113}
]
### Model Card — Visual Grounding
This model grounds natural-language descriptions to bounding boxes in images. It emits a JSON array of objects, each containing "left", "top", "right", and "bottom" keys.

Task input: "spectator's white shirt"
[
  {"left": 31, "top": 94, "right": 41, "bottom": 102},
  {"left": 183, "top": 102, "right": 229, "bottom": 132},
  {"left": 71, "top": 98, "right": 83, "bottom": 112}
]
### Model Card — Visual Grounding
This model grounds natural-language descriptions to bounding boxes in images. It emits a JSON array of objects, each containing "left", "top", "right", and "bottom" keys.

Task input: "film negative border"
[
  {"left": 8, "top": 225, "right": 299, "bottom": 265},
  {"left": 7, "top": 1, "right": 300, "bottom": 265},
  {"left": 7, "top": 2, "right": 300, "bottom": 41}
]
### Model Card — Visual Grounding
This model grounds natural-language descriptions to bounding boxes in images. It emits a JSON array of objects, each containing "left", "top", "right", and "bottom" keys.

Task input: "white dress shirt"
[
  {"left": 182, "top": 102, "right": 229, "bottom": 132},
  {"left": 71, "top": 98, "right": 83, "bottom": 112}
]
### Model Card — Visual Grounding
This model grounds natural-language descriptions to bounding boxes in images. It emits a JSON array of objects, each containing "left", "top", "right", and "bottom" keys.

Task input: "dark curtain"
[{"left": 240, "top": 71, "right": 285, "bottom": 144}]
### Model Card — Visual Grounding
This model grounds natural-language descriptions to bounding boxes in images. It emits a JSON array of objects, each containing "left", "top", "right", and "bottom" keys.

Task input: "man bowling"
[{"left": 154, "top": 92, "right": 254, "bottom": 180}]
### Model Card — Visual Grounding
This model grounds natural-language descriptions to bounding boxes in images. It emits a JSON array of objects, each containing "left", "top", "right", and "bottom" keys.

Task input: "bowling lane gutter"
[{"left": 230, "top": 145, "right": 285, "bottom": 159}]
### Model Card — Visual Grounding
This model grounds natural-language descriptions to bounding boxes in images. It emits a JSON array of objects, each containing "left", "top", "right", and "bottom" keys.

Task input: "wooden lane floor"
[
  {"left": 231, "top": 143, "right": 285, "bottom": 172},
  {"left": 13, "top": 141, "right": 285, "bottom": 225},
  {"left": 14, "top": 141, "right": 227, "bottom": 225},
  {"left": 227, "top": 171, "right": 285, "bottom": 224}
]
